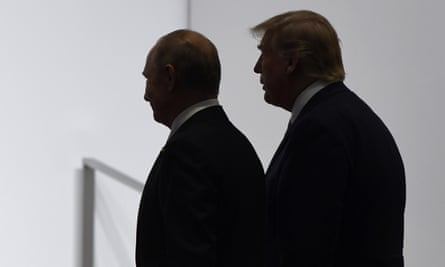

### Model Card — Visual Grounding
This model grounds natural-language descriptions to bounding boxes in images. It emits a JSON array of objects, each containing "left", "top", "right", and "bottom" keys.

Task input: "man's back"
[
  {"left": 136, "top": 106, "right": 265, "bottom": 267},
  {"left": 267, "top": 82, "right": 405, "bottom": 266}
]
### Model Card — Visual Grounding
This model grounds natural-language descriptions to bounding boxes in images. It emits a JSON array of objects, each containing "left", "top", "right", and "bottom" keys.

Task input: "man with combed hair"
[
  {"left": 136, "top": 29, "right": 265, "bottom": 267},
  {"left": 251, "top": 10, "right": 405, "bottom": 267}
]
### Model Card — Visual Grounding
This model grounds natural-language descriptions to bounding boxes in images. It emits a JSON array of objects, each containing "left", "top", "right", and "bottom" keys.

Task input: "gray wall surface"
[
  {"left": 190, "top": 1, "right": 445, "bottom": 266},
  {"left": 0, "top": 1, "right": 186, "bottom": 266}
]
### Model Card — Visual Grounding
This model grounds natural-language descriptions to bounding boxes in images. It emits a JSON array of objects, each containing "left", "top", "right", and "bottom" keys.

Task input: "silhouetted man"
[
  {"left": 136, "top": 29, "right": 265, "bottom": 267},
  {"left": 252, "top": 10, "right": 406, "bottom": 267}
]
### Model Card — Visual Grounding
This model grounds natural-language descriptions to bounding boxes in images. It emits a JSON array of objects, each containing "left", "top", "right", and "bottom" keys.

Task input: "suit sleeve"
[
  {"left": 157, "top": 141, "right": 218, "bottom": 267},
  {"left": 277, "top": 120, "right": 351, "bottom": 266}
]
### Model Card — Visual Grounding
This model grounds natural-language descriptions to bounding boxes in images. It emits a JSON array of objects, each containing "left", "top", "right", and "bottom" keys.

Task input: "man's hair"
[
  {"left": 251, "top": 10, "right": 345, "bottom": 82},
  {"left": 153, "top": 29, "right": 221, "bottom": 95}
]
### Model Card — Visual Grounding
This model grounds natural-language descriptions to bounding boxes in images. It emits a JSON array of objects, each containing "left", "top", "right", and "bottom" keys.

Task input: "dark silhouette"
[
  {"left": 136, "top": 29, "right": 265, "bottom": 267},
  {"left": 252, "top": 10, "right": 406, "bottom": 267}
]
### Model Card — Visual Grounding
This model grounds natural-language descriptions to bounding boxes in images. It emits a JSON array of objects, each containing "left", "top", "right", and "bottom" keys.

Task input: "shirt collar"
[
  {"left": 168, "top": 98, "right": 220, "bottom": 139},
  {"left": 289, "top": 80, "right": 332, "bottom": 124}
]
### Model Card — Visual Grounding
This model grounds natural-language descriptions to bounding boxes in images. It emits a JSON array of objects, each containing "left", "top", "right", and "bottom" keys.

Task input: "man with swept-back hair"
[
  {"left": 136, "top": 29, "right": 265, "bottom": 267},
  {"left": 251, "top": 10, "right": 405, "bottom": 267}
]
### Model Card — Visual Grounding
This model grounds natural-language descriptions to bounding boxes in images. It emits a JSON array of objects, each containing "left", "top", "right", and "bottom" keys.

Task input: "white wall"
[
  {"left": 0, "top": 1, "right": 186, "bottom": 266},
  {"left": 190, "top": 1, "right": 445, "bottom": 266}
]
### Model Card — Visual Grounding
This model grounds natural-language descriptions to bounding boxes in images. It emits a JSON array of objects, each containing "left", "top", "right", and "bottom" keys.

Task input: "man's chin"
[
  {"left": 264, "top": 93, "right": 282, "bottom": 109},
  {"left": 264, "top": 93, "right": 274, "bottom": 105},
  {"left": 153, "top": 113, "right": 162, "bottom": 124}
]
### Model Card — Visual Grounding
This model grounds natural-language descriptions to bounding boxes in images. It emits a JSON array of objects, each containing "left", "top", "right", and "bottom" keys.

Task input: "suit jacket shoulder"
[
  {"left": 266, "top": 82, "right": 405, "bottom": 267},
  {"left": 136, "top": 105, "right": 265, "bottom": 267}
]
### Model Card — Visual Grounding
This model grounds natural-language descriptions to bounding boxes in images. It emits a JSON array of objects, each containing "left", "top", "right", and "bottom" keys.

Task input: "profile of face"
[
  {"left": 143, "top": 47, "right": 171, "bottom": 126},
  {"left": 253, "top": 33, "right": 294, "bottom": 109}
]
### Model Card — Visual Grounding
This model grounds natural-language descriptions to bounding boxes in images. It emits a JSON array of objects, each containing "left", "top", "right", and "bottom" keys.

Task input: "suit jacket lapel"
[{"left": 266, "top": 125, "right": 292, "bottom": 179}]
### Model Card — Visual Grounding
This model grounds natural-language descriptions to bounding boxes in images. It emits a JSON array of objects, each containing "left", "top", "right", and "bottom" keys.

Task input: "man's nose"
[{"left": 254, "top": 56, "right": 262, "bottom": 73}]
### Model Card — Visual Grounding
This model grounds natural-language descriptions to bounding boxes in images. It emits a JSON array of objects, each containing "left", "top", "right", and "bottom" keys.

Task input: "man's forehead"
[
  {"left": 143, "top": 47, "right": 156, "bottom": 68},
  {"left": 257, "top": 38, "right": 266, "bottom": 50},
  {"left": 142, "top": 54, "right": 153, "bottom": 77},
  {"left": 257, "top": 31, "right": 273, "bottom": 50}
]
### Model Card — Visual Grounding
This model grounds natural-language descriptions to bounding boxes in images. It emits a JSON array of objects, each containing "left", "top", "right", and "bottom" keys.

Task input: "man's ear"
[
  {"left": 286, "top": 52, "right": 299, "bottom": 74},
  {"left": 165, "top": 64, "right": 176, "bottom": 92}
]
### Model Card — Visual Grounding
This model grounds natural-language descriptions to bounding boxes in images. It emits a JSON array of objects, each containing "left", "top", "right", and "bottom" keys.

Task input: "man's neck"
[{"left": 283, "top": 77, "right": 317, "bottom": 111}]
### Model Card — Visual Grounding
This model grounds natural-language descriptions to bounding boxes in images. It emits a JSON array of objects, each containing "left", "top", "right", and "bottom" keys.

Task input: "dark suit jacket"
[
  {"left": 266, "top": 82, "right": 406, "bottom": 267},
  {"left": 136, "top": 106, "right": 265, "bottom": 267}
]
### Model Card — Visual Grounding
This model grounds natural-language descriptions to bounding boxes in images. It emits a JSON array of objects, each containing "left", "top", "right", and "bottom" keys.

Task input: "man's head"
[
  {"left": 251, "top": 10, "right": 345, "bottom": 110},
  {"left": 143, "top": 29, "right": 221, "bottom": 127}
]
